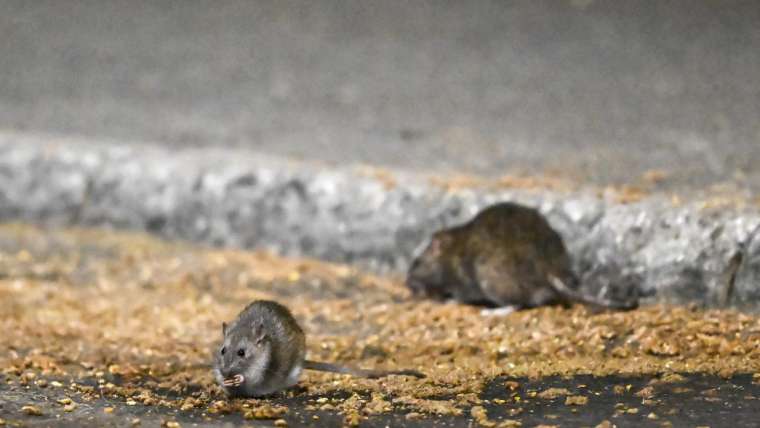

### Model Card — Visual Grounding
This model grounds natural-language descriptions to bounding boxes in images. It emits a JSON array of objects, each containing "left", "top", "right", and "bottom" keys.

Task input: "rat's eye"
[
  {"left": 237, "top": 349, "right": 245, "bottom": 357},
  {"left": 220, "top": 347, "right": 226, "bottom": 355}
]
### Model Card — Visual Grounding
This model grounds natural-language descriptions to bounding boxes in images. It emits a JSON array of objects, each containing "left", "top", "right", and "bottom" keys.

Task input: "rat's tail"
[
  {"left": 548, "top": 275, "right": 638, "bottom": 311},
  {"left": 303, "top": 360, "right": 424, "bottom": 379}
]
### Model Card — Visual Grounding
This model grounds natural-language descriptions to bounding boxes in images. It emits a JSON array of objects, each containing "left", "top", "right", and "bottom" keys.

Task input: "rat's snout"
[
  {"left": 404, "top": 275, "right": 420, "bottom": 293},
  {"left": 405, "top": 277, "right": 428, "bottom": 298},
  {"left": 219, "top": 367, "right": 234, "bottom": 378}
]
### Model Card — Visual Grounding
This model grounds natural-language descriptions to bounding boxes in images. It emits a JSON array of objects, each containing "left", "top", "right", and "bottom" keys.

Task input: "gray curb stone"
[{"left": 1, "top": 132, "right": 759, "bottom": 307}]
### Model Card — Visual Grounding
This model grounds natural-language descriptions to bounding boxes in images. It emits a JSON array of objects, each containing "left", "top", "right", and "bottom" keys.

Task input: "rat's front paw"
[{"left": 222, "top": 374, "right": 244, "bottom": 387}]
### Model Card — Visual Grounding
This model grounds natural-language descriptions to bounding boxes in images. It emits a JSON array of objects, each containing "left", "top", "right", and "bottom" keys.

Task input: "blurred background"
[{"left": 1, "top": 0, "right": 759, "bottom": 190}]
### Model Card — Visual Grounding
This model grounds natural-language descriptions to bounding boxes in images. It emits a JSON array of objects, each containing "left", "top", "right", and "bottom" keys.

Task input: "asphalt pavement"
[{"left": 1, "top": 0, "right": 759, "bottom": 191}]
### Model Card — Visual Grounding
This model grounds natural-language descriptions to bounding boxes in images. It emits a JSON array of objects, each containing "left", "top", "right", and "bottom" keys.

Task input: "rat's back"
[
  {"left": 459, "top": 202, "right": 579, "bottom": 307},
  {"left": 461, "top": 203, "right": 572, "bottom": 266},
  {"left": 235, "top": 301, "right": 303, "bottom": 336}
]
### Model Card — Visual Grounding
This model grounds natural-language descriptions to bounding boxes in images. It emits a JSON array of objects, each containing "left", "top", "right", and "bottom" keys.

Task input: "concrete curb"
[{"left": 1, "top": 132, "right": 759, "bottom": 306}]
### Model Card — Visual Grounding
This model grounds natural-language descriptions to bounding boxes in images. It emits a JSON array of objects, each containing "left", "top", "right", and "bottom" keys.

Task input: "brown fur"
[{"left": 406, "top": 202, "right": 637, "bottom": 310}]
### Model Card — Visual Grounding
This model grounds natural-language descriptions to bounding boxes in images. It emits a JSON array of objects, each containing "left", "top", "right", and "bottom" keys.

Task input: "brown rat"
[
  {"left": 213, "top": 300, "right": 424, "bottom": 398},
  {"left": 406, "top": 202, "right": 637, "bottom": 311}
]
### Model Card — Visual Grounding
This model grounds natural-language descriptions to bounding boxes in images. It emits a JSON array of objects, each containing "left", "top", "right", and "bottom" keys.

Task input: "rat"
[
  {"left": 213, "top": 300, "right": 424, "bottom": 398},
  {"left": 406, "top": 202, "right": 638, "bottom": 312}
]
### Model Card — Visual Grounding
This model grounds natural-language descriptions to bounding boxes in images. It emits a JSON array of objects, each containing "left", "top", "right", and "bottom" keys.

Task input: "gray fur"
[
  {"left": 213, "top": 300, "right": 424, "bottom": 398},
  {"left": 214, "top": 300, "right": 305, "bottom": 397}
]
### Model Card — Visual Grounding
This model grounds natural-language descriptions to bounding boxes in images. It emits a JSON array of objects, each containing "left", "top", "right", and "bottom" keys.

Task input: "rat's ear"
[
  {"left": 252, "top": 322, "right": 267, "bottom": 345},
  {"left": 429, "top": 233, "right": 450, "bottom": 256},
  {"left": 255, "top": 333, "right": 268, "bottom": 345},
  {"left": 222, "top": 322, "right": 228, "bottom": 336},
  {"left": 429, "top": 236, "right": 441, "bottom": 255}
]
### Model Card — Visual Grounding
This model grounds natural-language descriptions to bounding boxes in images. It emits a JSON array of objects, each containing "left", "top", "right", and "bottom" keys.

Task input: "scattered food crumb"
[
  {"left": 1, "top": 225, "right": 760, "bottom": 425},
  {"left": 564, "top": 395, "right": 588, "bottom": 406},
  {"left": 660, "top": 373, "right": 686, "bottom": 383},
  {"left": 635, "top": 386, "right": 655, "bottom": 398},
  {"left": 470, "top": 406, "right": 496, "bottom": 427},
  {"left": 21, "top": 405, "right": 43, "bottom": 416},
  {"left": 405, "top": 412, "right": 422, "bottom": 420},
  {"left": 505, "top": 380, "right": 520, "bottom": 390},
  {"left": 538, "top": 388, "right": 570, "bottom": 399}
]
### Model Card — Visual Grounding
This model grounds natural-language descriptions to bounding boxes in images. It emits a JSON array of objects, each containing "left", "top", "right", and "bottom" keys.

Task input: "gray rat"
[
  {"left": 213, "top": 300, "right": 424, "bottom": 398},
  {"left": 406, "top": 202, "right": 637, "bottom": 312}
]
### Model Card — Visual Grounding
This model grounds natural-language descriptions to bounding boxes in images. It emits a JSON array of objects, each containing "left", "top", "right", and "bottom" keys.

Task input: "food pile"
[{"left": 1, "top": 224, "right": 760, "bottom": 426}]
